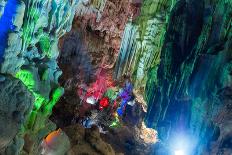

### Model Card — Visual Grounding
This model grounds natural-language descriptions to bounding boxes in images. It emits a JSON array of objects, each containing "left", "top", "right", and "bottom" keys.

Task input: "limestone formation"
[
  {"left": 0, "top": 74, "right": 33, "bottom": 154},
  {"left": 0, "top": 0, "right": 231, "bottom": 154},
  {"left": 0, "top": 0, "right": 78, "bottom": 154},
  {"left": 64, "top": 124, "right": 117, "bottom": 155}
]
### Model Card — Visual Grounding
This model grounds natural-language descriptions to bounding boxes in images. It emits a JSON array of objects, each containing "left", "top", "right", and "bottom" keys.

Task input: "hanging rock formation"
[
  {"left": 0, "top": 0, "right": 231, "bottom": 154},
  {"left": 54, "top": 0, "right": 143, "bottom": 129},
  {"left": 114, "top": 0, "right": 175, "bottom": 94},
  {"left": 0, "top": 0, "right": 78, "bottom": 154},
  {"left": 144, "top": 0, "right": 232, "bottom": 154},
  {"left": 112, "top": 0, "right": 232, "bottom": 154}
]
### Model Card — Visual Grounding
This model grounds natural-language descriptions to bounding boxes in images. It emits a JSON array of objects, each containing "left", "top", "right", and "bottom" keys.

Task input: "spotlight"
[
  {"left": 174, "top": 149, "right": 184, "bottom": 155},
  {"left": 169, "top": 132, "right": 197, "bottom": 155}
]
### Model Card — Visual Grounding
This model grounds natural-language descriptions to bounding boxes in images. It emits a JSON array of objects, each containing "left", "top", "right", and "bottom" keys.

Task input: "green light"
[
  {"left": 109, "top": 116, "right": 120, "bottom": 128},
  {"left": 104, "top": 88, "right": 118, "bottom": 101},
  {"left": 22, "top": 26, "right": 32, "bottom": 48},
  {"left": 39, "top": 35, "right": 51, "bottom": 57},
  {"left": 16, "top": 69, "right": 48, "bottom": 110},
  {"left": 49, "top": 87, "right": 64, "bottom": 106},
  {"left": 16, "top": 70, "right": 64, "bottom": 112},
  {"left": 16, "top": 70, "right": 35, "bottom": 90},
  {"left": 43, "top": 87, "right": 64, "bottom": 115},
  {"left": 33, "top": 93, "right": 47, "bottom": 110},
  {"left": 29, "top": 8, "right": 40, "bottom": 21},
  {"left": 16, "top": 69, "right": 64, "bottom": 130},
  {"left": 42, "top": 69, "right": 49, "bottom": 81}
]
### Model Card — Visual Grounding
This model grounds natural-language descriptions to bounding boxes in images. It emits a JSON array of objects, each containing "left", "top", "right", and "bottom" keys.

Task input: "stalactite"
[
  {"left": 0, "top": 0, "right": 78, "bottom": 153},
  {"left": 114, "top": 20, "right": 137, "bottom": 79},
  {"left": 144, "top": 0, "right": 232, "bottom": 154},
  {"left": 114, "top": 0, "right": 174, "bottom": 98},
  {"left": 75, "top": 0, "right": 106, "bottom": 21}
]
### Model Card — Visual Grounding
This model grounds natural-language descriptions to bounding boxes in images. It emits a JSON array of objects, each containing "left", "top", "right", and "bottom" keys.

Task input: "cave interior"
[{"left": 0, "top": 0, "right": 231, "bottom": 155}]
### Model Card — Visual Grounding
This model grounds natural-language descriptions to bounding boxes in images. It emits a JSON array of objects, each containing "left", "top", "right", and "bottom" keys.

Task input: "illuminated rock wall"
[
  {"left": 114, "top": 0, "right": 232, "bottom": 154},
  {"left": 0, "top": 0, "right": 231, "bottom": 154},
  {"left": 0, "top": 0, "right": 78, "bottom": 154},
  {"left": 58, "top": 0, "right": 141, "bottom": 91},
  {"left": 114, "top": 0, "right": 174, "bottom": 94},
  {"left": 144, "top": 0, "right": 232, "bottom": 154}
]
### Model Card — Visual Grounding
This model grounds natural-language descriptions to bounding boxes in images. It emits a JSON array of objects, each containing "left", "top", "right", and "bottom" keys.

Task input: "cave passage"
[{"left": 0, "top": 0, "right": 231, "bottom": 155}]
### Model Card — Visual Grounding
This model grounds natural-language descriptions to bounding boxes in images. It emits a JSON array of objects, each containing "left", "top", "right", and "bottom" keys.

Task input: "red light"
[{"left": 100, "top": 97, "right": 110, "bottom": 108}]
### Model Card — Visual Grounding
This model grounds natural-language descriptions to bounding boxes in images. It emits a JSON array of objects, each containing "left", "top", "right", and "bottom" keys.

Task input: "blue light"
[
  {"left": 0, "top": 0, "right": 17, "bottom": 63},
  {"left": 174, "top": 149, "right": 184, "bottom": 155},
  {"left": 169, "top": 132, "right": 197, "bottom": 155}
]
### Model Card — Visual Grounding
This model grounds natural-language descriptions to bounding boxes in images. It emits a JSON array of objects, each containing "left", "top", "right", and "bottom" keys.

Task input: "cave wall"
[
  {"left": 114, "top": 0, "right": 175, "bottom": 94},
  {"left": 113, "top": 0, "right": 232, "bottom": 154},
  {"left": 56, "top": 0, "right": 141, "bottom": 116},
  {"left": 143, "top": 0, "right": 232, "bottom": 154},
  {"left": 0, "top": 0, "right": 231, "bottom": 154},
  {"left": 0, "top": 75, "right": 34, "bottom": 154},
  {"left": 0, "top": 0, "right": 77, "bottom": 154}
]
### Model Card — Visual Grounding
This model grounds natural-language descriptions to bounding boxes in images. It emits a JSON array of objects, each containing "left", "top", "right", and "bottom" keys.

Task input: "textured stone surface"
[
  {"left": 0, "top": 0, "right": 231, "bottom": 155},
  {"left": 56, "top": 0, "right": 139, "bottom": 128},
  {"left": 102, "top": 125, "right": 155, "bottom": 155},
  {"left": 0, "top": 74, "right": 33, "bottom": 153},
  {"left": 59, "top": 0, "right": 143, "bottom": 86},
  {"left": 0, "top": 0, "right": 78, "bottom": 154},
  {"left": 64, "top": 124, "right": 117, "bottom": 155},
  {"left": 110, "top": 0, "right": 232, "bottom": 154},
  {"left": 144, "top": 0, "right": 232, "bottom": 154},
  {"left": 74, "top": 0, "right": 140, "bottom": 52},
  {"left": 114, "top": 0, "right": 174, "bottom": 94}
]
